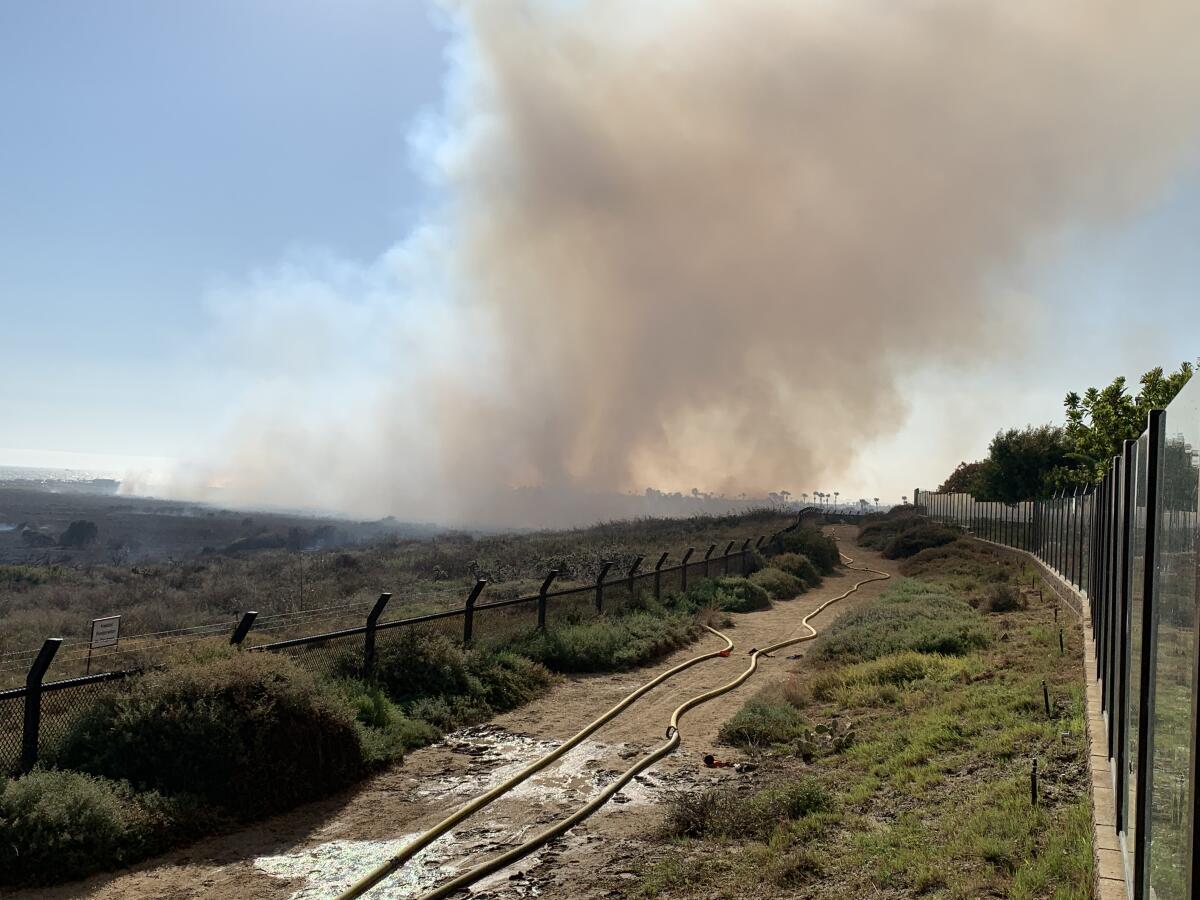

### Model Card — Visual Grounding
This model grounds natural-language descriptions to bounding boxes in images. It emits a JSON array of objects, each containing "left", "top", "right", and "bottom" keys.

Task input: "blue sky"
[
  {"left": 2, "top": 2, "right": 1198, "bottom": 505},
  {"left": 0, "top": 1, "right": 447, "bottom": 467}
]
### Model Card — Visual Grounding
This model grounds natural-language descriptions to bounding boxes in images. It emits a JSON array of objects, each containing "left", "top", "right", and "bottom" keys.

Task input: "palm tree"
[
  {"left": 873, "top": 497, "right": 879, "bottom": 510},
  {"left": 833, "top": 491, "right": 839, "bottom": 509}
]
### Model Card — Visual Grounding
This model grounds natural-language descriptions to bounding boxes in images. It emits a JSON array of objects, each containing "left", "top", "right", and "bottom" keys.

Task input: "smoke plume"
[{"left": 183, "top": 0, "right": 1200, "bottom": 526}]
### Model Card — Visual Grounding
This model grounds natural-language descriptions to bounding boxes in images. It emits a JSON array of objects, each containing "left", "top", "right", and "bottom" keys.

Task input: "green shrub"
[
  {"left": 857, "top": 512, "right": 924, "bottom": 550},
  {"left": 883, "top": 525, "right": 960, "bottom": 559},
  {"left": 767, "top": 848, "right": 825, "bottom": 887},
  {"left": 750, "top": 567, "right": 804, "bottom": 600},
  {"left": 979, "top": 583, "right": 1024, "bottom": 613},
  {"left": 742, "top": 548, "right": 767, "bottom": 576},
  {"left": 810, "top": 651, "right": 967, "bottom": 701},
  {"left": 328, "top": 679, "right": 439, "bottom": 764},
  {"left": 719, "top": 697, "right": 808, "bottom": 748},
  {"left": 747, "top": 780, "right": 833, "bottom": 828},
  {"left": 814, "top": 580, "right": 990, "bottom": 663},
  {"left": 55, "top": 651, "right": 366, "bottom": 818},
  {"left": 367, "top": 628, "right": 553, "bottom": 731},
  {"left": 767, "top": 528, "right": 840, "bottom": 574},
  {"left": 899, "top": 539, "right": 1012, "bottom": 577},
  {"left": 685, "top": 576, "right": 771, "bottom": 613},
  {"left": 661, "top": 786, "right": 733, "bottom": 839},
  {"left": 0, "top": 770, "right": 211, "bottom": 886},
  {"left": 662, "top": 779, "right": 831, "bottom": 841},
  {"left": 369, "top": 627, "right": 483, "bottom": 706},
  {"left": 404, "top": 695, "right": 465, "bottom": 732},
  {"left": 507, "top": 613, "right": 697, "bottom": 672},
  {"left": 471, "top": 651, "right": 555, "bottom": 708},
  {"left": 771, "top": 552, "right": 821, "bottom": 587},
  {"left": 0, "top": 565, "right": 55, "bottom": 589}
]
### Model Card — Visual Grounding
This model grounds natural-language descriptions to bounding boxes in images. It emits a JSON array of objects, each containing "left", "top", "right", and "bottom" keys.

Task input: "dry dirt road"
[{"left": 17, "top": 528, "right": 899, "bottom": 900}]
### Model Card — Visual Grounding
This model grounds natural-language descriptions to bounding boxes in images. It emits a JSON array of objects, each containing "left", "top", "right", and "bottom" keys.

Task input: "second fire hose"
[{"left": 415, "top": 553, "right": 889, "bottom": 900}]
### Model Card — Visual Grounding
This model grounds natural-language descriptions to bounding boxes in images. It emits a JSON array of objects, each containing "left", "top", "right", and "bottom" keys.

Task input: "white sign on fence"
[{"left": 90, "top": 615, "right": 121, "bottom": 649}]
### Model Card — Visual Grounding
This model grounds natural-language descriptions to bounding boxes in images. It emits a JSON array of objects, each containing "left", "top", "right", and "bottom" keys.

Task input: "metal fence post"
[
  {"left": 1105, "top": 456, "right": 1121, "bottom": 735},
  {"left": 538, "top": 570, "right": 558, "bottom": 629},
  {"left": 740, "top": 539, "right": 752, "bottom": 575},
  {"left": 462, "top": 580, "right": 487, "bottom": 647},
  {"left": 595, "top": 561, "right": 613, "bottom": 613},
  {"left": 1032, "top": 501, "right": 1040, "bottom": 559},
  {"left": 755, "top": 536, "right": 765, "bottom": 551},
  {"left": 722, "top": 541, "right": 736, "bottom": 575},
  {"left": 21, "top": 638, "right": 61, "bottom": 773},
  {"left": 1114, "top": 440, "right": 1135, "bottom": 820},
  {"left": 363, "top": 592, "right": 392, "bottom": 676},
  {"left": 1065, "top": 489, "right": 1075, "bottom": 573},
  {"left": 230, "top": 611, "right": 258, "bottom": 647},
  {"left": 627, "top": 555, "right": 644, "bottom": 599},
  {"left": 680, "top": 547, "right": 695, "bottom": 592},
  {"left": 703, "top": 544, "right": 716, "bottom": 579},
  {"left": 654, "top": 552, "right": 669, "bottom": 601},
  {"left": 1133, "top": 409, "right": 1164, "bottom": 899},
  {"left": 1080, "top": 489, "right": 1089, "bottom": 588}
]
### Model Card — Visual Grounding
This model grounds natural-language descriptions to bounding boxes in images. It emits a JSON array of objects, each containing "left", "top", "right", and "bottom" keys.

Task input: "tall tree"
[
  {"left": 937, "top": 460, "right": 990, "bottom": 494},
  {"left": 1050, "top": 362, "right": 1194, "bottom": 488},
  {"left": 974, "top": 425, "right": 1070, "bottom": 502}
]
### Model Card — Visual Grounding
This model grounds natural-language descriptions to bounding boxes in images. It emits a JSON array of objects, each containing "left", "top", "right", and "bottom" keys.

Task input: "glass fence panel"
[
  {"left": 1127, "top": 433, "right": 1148, "bottom": 851},
  {"left": 1148, "top": 377, "right": 1200, "bottom": 900}
]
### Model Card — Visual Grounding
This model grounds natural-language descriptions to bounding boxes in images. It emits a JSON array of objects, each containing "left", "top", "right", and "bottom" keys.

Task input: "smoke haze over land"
[{"left": 180, "top": 0, "right": 1200, "bottom": 527}]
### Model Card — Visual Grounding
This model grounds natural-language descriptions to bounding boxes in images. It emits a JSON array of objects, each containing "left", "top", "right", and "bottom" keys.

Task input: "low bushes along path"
[{"left": 22, "top": 527, "right": 897, "bottom": 900}]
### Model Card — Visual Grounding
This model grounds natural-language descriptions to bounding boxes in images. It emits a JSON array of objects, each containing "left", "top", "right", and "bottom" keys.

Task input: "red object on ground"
[
  {"left": 703, "top": 754, "right": 733, "bottom": 769},
  {"left": 718, "top": 649, "right": 731, "bottom": 657}
]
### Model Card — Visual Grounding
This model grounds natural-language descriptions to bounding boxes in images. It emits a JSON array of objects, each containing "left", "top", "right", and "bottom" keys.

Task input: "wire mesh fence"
[
  {"left": 0, "top": 688, "right": 23, "bottom": 774},
  {"left": 543, "top": 585, "right": 597, "bottom": 630},
  {"left": 0, "top": 525, "right": 793, "bottom": 775},
  {"left": 469, "top": 598, "right": 541, "bottom": 651},
  {"left": 254, "top": 629, "right": 367, "bottom": 680},
  {"left": 36, "top": 675, "right": 131, "bottom": 763}
]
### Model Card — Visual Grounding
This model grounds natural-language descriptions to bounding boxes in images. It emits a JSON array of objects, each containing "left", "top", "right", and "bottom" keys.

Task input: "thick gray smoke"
[{"left": 179, "top": 0, "right": 1200, "bottom": 526}]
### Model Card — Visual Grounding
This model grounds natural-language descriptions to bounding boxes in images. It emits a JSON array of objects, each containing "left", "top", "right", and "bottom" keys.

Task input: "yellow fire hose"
[
  {"left": 335, "top": 626, "right": 735, "bottom": 898},
  {"left": 338, "top": 552, "right": 889, "bottom": 900}
]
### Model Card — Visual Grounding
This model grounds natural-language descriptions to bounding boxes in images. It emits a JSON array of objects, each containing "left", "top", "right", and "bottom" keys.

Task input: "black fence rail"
[
  {"left": 1, "top": 520, "right": 799, "bottom": 776},
  {"left": 915, "top": 373, "right": 1200, "bottom": 900}
]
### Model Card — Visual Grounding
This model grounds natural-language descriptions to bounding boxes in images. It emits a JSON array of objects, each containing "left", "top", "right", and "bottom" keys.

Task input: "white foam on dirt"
[
  {"left": 416, "top": 725, "right": 663, "bottom": 809},
  {"left": 253, "top": 828, "right": 561, "bottom": 899},
  {"left": 252, "top": 726, "right": 686, "bottom": 898},
  {"left": 254, "top": 834, "right": 452, "bottom": 898}
]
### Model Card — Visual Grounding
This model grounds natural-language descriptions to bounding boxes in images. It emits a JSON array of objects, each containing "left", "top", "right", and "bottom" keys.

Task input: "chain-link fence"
[
  {"left": 916, "top": 374, "right": 1200, "bottom": 900},
  {"left": 1, "top": 528, "right": 793, "bottom": 775}
]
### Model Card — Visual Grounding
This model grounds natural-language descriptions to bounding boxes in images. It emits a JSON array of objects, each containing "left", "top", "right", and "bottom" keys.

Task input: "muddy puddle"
[{"left": 253, "top": 724, "right": 720, "bottom": 899}]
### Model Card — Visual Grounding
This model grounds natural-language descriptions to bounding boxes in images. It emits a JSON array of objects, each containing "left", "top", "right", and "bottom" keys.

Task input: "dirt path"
[{"left": 20, "top": 529, "right": 899, "bottom": 900}]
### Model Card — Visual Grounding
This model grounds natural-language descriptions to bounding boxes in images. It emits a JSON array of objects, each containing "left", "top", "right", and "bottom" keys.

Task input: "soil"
[{"left": 16, "top": 528, "right": 900, "bottom": 900}]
